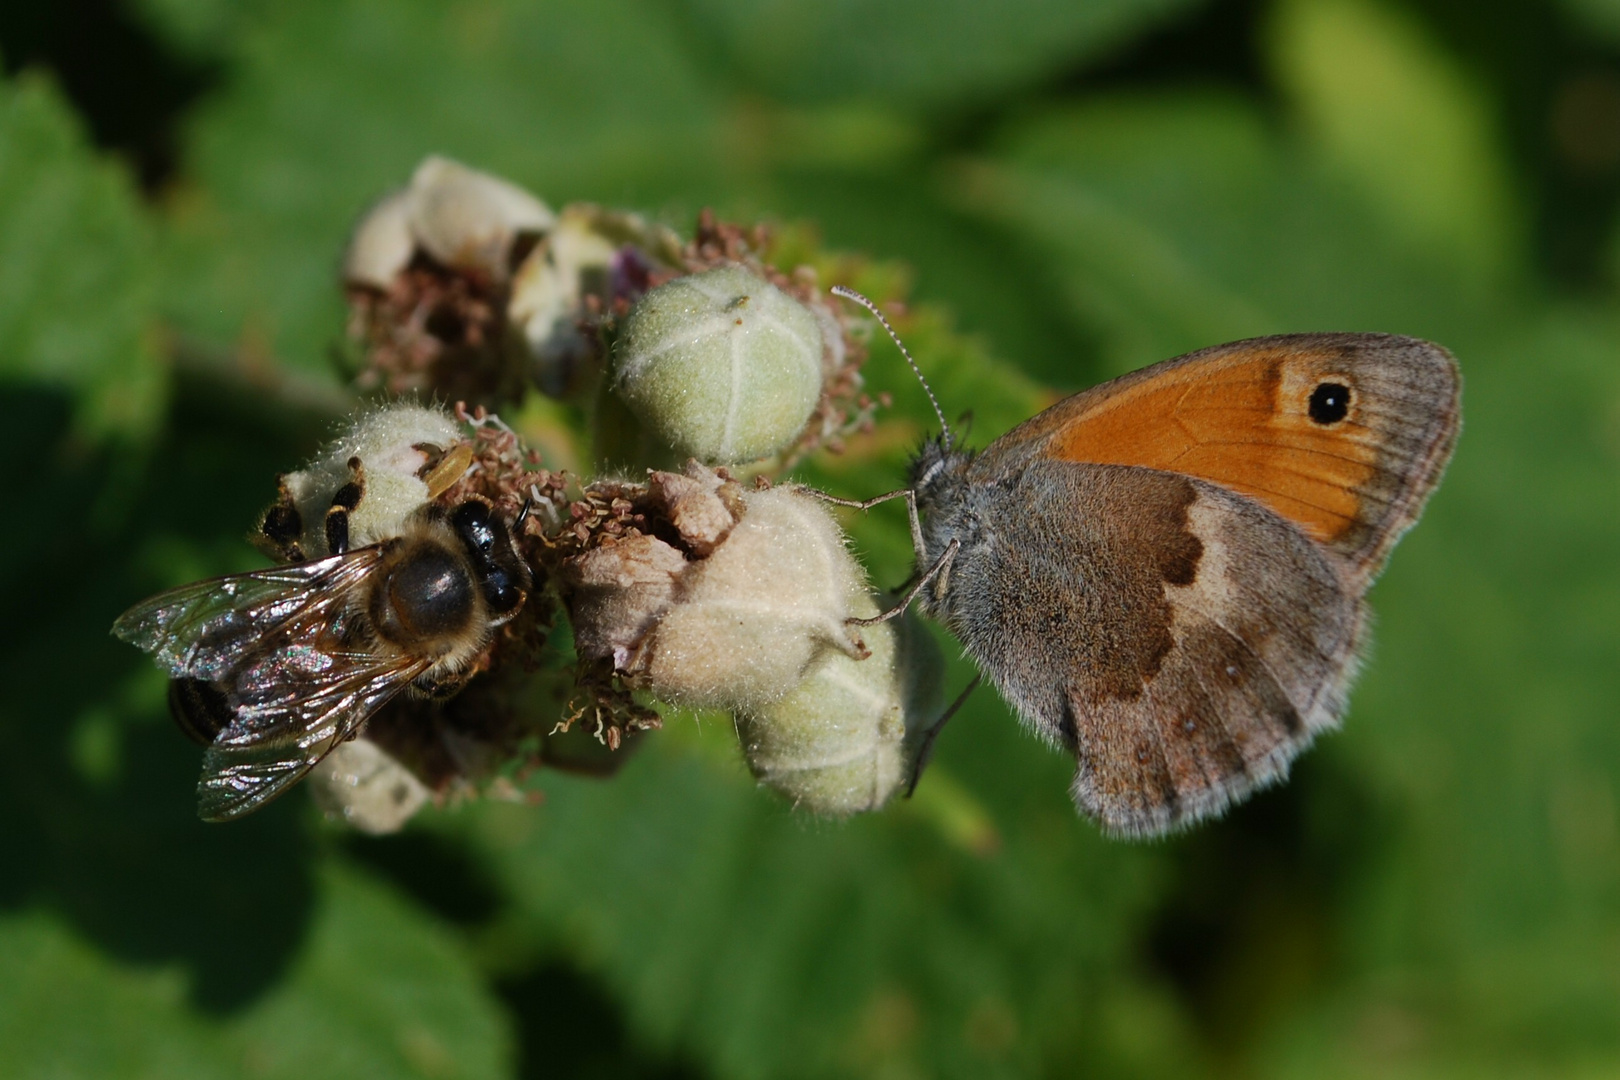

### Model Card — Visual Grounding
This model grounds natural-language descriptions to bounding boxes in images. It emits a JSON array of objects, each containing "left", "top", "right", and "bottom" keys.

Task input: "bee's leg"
[
  {"left": 324, "top": 457, "right": 367, "bottom": 556},
  {"left": 258, "top": 474, "right": 306, "bottom": 562},
  {"left": 414, "top": 668, "right": 472, "bottom": 700}
]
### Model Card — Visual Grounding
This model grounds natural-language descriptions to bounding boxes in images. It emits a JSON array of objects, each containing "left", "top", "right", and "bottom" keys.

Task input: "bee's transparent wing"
[
  {"left": 111, "top": 546, "right": 421, "bottom": 820},
  {"left": 197, "top": 626, "right": 432, "bottom": 821},
  {"left": 112, "top": 551, "right": 385, "bottom": 680}
]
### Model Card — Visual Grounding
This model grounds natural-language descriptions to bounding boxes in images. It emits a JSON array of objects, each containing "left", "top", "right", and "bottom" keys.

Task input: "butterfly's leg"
[
  {"left": 906, "top": 674, "right": 982, "bottom": 798},
  {"left": 849, "top": 538, "right": 958, "bottom": 626},
  {"left": 324, "top": 457, "right": 367, "bottom": 556},
  {"left": 797, "top": 485, "right": 928, "bottom": 563}
]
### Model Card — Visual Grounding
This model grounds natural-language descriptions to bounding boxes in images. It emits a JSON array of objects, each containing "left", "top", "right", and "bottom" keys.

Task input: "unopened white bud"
[
  {"left": 278, "top": 402, "right": 465, "bottom": 557},
  {"left": 508, "top": 206, "right": 620, "bottom": 396},
  {"left": 343, "top": 188, "right": 415, "bottom": 290},
  {"left": 632, "top": 485, "right": 865, "bottom": 710},
  {"left": 567, "top": 533, "right": 688, "bottom": 668},
  {"left": 406, "top": 156, "right": 554, "bottom": 279},
  {"left": 308, "top": 738, "right": 430, "bottom": 834}
]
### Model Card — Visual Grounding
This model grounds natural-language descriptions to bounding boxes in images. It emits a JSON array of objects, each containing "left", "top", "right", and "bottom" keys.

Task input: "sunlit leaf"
[
  {"left": 226, "top": 863, "right": 513, "bottom": 1080},
  {"left": 1266, "top": 0, "right": 1520, "bottom": 280},
  {"left": 0, "top": 911, "right": 234, "bottom": 1079}
]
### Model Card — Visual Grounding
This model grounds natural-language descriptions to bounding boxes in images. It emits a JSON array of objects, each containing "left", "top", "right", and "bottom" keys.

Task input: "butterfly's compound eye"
[
  {"left": 610, "top": 266, "right": 826, "bottom": 465},
  {"left": 735, "top": 600, "right": 944, "bottom": 816}
]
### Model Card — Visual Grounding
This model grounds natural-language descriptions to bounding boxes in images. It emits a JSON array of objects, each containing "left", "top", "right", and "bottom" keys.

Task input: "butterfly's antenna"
[{"left": 831, "top": 285, "right": 953, "bottom": 449}]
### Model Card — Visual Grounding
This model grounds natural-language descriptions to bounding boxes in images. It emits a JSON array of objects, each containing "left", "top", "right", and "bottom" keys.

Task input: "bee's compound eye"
[
  {"left": 481, "top": 567, "right": 524, "bottom": 616},
  {"left": 377, "top": 545, "right": 475, "bottom": 643},
  {"left": 449, "top": 501, "right": 499, "bottom": 555}
]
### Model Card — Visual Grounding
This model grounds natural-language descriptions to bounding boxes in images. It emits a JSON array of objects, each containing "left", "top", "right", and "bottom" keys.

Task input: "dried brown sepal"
[{"left": 556, "top": 658, "right": 664, "bottom": 753}]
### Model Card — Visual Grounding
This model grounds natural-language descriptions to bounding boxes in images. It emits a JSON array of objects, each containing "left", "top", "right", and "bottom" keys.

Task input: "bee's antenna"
[
  {"left": 831, "top": 285, "right": 953, "bottom": 449},
  {"left": 513, "top": 495, "right": 534, "bottom": 531}
]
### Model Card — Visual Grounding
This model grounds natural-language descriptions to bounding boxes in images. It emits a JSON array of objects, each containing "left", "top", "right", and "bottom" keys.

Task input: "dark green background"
[{"left": 3, "top": 0, "right": 1619, "bottom": 1076}]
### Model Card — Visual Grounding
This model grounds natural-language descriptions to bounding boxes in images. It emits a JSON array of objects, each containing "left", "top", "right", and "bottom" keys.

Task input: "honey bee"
[{"left": 113, "top": 405, "right": 533, "bottom": 821}]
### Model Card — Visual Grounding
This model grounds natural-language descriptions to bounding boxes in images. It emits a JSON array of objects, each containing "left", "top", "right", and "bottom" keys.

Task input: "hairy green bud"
[{"left": 612, "top": 266, "right": 824, "bottom": 463}]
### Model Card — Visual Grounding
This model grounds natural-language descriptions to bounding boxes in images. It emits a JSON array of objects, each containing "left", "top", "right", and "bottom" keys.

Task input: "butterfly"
[{"left": 835, "top": 290, "right": 1460, "bottom": 838}]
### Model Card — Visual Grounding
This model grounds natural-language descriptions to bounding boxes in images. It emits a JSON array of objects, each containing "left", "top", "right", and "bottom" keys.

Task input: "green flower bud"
[
  {"left": 613, "top": 266, "right": 824, "bottom": 463},
  {"left": 735, "top": 599, "right": 942, "bottom": 816}
]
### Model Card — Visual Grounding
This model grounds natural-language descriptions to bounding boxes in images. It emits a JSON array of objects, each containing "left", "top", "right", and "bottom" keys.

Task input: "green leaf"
[
  {"left": 0, "top": 910, "right": 234, "bottom": 1079},
  {"left": 125, "top": 0, "right": 268, "bottom": 61},
  {"left": 952, "top": 94, "right": 1504, "bottom": 373},
  {"left": 0, "top": 866, "right": 512, "bottom": 1080},
  {"left": 0, "top": 72, "right": 165, "bottom": 442},
  {"left": 1266, "top": 0, "right": 1520, "bottom": 281},
  {"left": 1557, "top": 0, "right": 1620, "bottom": 43},
  {"left": 159, "top": 0, "right": 728, "bottom": 375},
  {"left": 461, "top": 721, "right": 1198, "bottom": 1080},
  {"left": 675, "top": 0, "right": 1206, "bottom": 110},
  {"left": 225, "top": 863, "right": 513, "bottom": 1080}
]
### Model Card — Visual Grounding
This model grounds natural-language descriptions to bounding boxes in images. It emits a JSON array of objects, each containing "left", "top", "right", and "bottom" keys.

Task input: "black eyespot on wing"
[{"left": 1309, "top": 382, "right": 1351, "bottom": 424}]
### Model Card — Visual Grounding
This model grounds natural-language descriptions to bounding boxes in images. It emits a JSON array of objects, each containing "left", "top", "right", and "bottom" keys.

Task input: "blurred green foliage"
[{"left": 3, "top": 0, "right": 1620, "bottom": 1077}]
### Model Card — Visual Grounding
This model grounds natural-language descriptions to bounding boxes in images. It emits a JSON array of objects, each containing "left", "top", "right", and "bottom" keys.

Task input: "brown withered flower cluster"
[{"left": 344, "top": 158, "right": 880, "bottom": 467}]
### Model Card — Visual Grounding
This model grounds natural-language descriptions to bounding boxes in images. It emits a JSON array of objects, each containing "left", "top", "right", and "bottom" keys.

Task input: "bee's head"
[{"left": 447, "top": 500, "right": 533, "bottom": 620}]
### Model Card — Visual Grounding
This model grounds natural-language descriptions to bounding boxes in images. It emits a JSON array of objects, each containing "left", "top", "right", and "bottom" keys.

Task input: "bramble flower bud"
[
  {"left": 405, "top": 156, "right": 554, "bottom": 280},
  {"left": 274, "top": 402, "right": 467, "bottom": 557},
  {"left": 735, "top": 598, "right": 942, "bottom": 816},
  {"left": 507, "top": 206, "right": 621, "bottom": 397},
  {"left": 567, "top": 533, "right": 688, "bottom": 668},
  {"left": 343, "top": 188, "right": 414, "bottom": 290},
  {"left": 560, "top": 468, "right": 869, "bottom": 713},
  {"left": 632, "top": 485, "right": 866, "bottom": 710},
  {"left": 612, "top": 266, "right": 825, "bottom": 463},
  {"left": 308, "top": 738, "right": 430, "bottom": 834}
]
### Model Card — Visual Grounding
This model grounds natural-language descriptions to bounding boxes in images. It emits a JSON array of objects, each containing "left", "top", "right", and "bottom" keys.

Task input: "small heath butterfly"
[{"left": 833, "top": 288, "right": 1460, "bottom": 838}]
